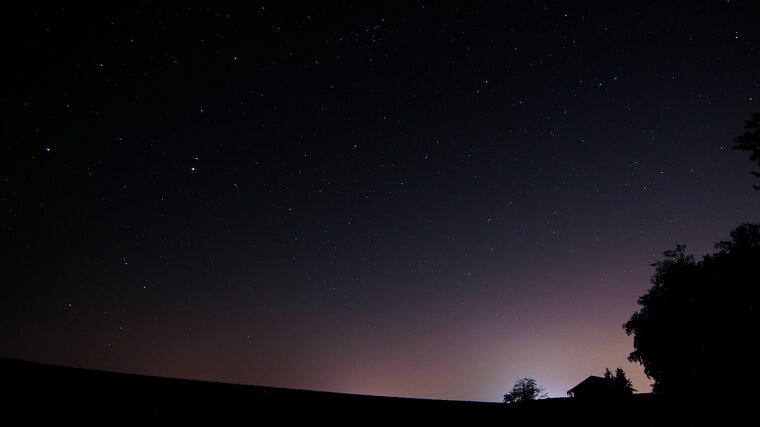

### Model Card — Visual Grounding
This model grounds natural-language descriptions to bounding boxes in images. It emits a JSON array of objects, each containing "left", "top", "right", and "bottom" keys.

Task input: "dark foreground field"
[{"left": 0, "top": 357, "right": 742, "bottom": 424}]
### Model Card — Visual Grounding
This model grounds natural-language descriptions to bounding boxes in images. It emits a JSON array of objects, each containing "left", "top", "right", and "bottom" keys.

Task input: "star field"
[{"left": 2, "top": 2, "right": 759, "bottom": 400}]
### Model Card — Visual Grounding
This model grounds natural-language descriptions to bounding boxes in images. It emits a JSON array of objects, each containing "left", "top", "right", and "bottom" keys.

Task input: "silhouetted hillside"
[
  {"left": 0, "top": 357, "right": 739, "bottom": 424},
  {"left": 1, "top": 357, "right": 504, "bottom": 422}
]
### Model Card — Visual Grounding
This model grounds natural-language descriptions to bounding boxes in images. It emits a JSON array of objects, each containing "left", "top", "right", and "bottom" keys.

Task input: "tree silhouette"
[
  {"left": 603, "top": 367, "right": 634, "bottom": 396},
  {"left": 733, "top": 112, "right": 760, "bottom": 189},
  {"left": 503, "top": 377, "right": 547, "bottom": 404},
  {"left": 624, "top": 223, "right": 760, "bottom": 398}
]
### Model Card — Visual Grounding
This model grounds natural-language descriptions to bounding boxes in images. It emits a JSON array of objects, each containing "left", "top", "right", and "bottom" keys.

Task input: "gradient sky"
[{"left": 3, "top": 2, "right": 759, "bottom": 401}]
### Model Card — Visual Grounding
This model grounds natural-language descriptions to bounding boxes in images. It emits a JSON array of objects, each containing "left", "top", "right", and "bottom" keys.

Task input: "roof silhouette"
[{"left": 568, "top": 376, "right": 611, "bottom": 397}]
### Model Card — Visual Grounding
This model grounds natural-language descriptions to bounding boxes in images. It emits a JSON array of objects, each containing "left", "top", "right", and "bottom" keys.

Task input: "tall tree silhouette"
[
  {"left": 624, "top": 224, "right": 760, "bottom": 398},
  {"left": 733, "top": 112, "right": 760, "bottom": 189},
  {"left": 603, "top": 367, "right": 635, "bottom": 396}
]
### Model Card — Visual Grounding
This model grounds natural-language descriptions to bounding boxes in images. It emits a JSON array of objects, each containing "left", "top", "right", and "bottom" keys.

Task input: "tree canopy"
[
  {"left": 624, "top": 223, "right": 759, "bottom": 397},
  {"left": 733, "top": 112, "right": 760, "bottom": 189}
]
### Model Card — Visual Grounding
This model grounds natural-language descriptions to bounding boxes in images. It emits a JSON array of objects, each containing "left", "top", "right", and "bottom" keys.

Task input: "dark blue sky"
[{"left": 2, "top": 1, "right": 759, "bottom": 400}]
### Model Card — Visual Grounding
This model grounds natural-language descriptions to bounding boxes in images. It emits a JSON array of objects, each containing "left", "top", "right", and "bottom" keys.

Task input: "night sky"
[{"left": 3, "top": 2, "right": 759, "bottom": 401}]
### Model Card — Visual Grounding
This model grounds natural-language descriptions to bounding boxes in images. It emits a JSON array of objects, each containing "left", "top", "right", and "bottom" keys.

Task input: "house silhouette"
[{"left": 567, "top": 375, "right": 635, "bottom": 399}]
